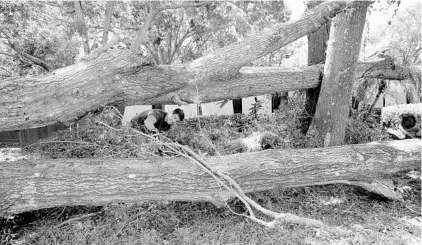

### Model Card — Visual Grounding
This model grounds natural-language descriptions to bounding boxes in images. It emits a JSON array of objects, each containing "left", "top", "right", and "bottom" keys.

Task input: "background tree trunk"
[
  {"left": 307, "top": 2, "right": 370, "bottom": 147},
  {"left": 74, "top": 1, "right": 90, "bottom": 55},
  {"left": 1, "top": 139, "right": 419, "bottom": 216},
  {"left": 101, "top": 1, "right": 115, "bottom": 45},
  {"left": 302, "top": 1, "right": 331, "bottom": 134}
]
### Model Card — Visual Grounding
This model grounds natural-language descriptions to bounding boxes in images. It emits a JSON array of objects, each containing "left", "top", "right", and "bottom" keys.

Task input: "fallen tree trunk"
[
  {"left": 0, "top": 139, "right": 420, "bottom": 216},
  {"left": 381, "top": 103, "right": 422, "bottom": 139},
  {"left": 0, "top": 56, "right": 418, "bottom": 133}
]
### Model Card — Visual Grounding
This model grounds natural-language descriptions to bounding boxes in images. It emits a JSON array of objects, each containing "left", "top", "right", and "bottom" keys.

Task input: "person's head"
[{"left": 166, "top": 108, "right": 185, "bottom": 124}]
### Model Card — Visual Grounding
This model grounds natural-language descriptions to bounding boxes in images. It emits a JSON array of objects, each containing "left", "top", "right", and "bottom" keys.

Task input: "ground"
[{"left": 0, "top": 106, "right": 420, "bottom": 245}]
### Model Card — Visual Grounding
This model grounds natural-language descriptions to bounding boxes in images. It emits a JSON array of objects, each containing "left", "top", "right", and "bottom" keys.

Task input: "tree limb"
[
  {"left": 130, "top": 3, "right": 161, "bottom": 53},
  {"left": 0, "top": 39, "right": 52, "bottom": 71},
  {"left": 131, "top": 2, "right": 208, "bottom": 53}
]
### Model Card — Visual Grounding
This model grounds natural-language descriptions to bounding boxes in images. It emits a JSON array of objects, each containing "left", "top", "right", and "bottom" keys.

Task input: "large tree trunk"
[
  {"left": 0, "top": 55, "right": 416, "bottom": 133},
  {"left": 307, "top": 2, "right": 370, "bottom": 147},
  {"left": 0, "top": 139, "right": 419, "bottom": 216},
  {"left": 302, "top": 1, "right": 331, "bottom": 134}
]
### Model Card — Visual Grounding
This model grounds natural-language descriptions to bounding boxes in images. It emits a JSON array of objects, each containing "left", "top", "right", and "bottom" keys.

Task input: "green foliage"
[
  {"left": 0, "top": 1, "right": 293, "bottom": 77},
  {"left": 166, "top": 111, "right": 301, "bottom": 156},
  {"left": 25, "top": 97, "right": 393, "bottom": 159},
  {"left": 248, "top": 97, "right": 263, "bottom": 119},
  {"left": 386, "top": 2, "right": 421, "bottom": 66},
  {"left": 345, "top": 109, "right": 390, "bottom": 144},
  {"left": 26, "top": 107, "right": 305, "bottom": 159},
  {"left": 24, "top": 97, "right": 394, "bottom": 161},
  {"left": 0, "top": 2, "right": 79, "bottom": 76},
  {"left": 24, "top": 108, "right": 152, "bottom": 159}
]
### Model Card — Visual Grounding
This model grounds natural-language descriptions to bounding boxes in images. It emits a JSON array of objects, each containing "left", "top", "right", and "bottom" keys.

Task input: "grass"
[{"left": 1, "top": 105, "right": 420, "bottom": 244}]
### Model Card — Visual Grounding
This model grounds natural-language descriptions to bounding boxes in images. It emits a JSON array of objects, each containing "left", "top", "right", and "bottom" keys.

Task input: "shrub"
[{"left": 345, "top": 110, "right": 390, "bottom": 144}]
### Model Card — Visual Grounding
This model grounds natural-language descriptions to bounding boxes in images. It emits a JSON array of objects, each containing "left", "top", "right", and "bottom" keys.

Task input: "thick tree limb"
[
  {"left": 131, "top": 2, "right": 161, "bottom": 52},
  {"left": 0, "top": 56, "right": 419, "bottom": 132},
  {"left": 358, "top": 54, "right": 420, "bottom": 80},
  {"left": 184, "top": 1, "right": 348, "bottom": 83},
  {"left": 0, "top": 139, "right": 420, "bottom": 216},
  {"left": 0, "top": 39, "right": 52, "bottom": 71},
  {"left": 0, "top": 53, "right": 419, "bottom": 133}
]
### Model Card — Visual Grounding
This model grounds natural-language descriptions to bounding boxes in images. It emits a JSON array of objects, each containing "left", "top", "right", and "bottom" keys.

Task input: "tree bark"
[
  {"left": 74, "top": 1, "right": 90, "bottom": 55},
  {"left": 0, "top": 139, "right": 420, "bottom": 216},
  {"left": 131, "top": 2, "right": 161, "bottom": 53},
  {"left": 302, "top": 1, "right": 331, "bottom": 134},
  {"left": 307, "top": 2, "right": 370, "bottom": 147},
  {"left": 101, "top": 1, "right": 115, "bottom": 45}
]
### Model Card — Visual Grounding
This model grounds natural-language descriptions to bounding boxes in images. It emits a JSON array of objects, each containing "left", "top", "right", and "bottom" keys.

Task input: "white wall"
[
  {"left": 242, "top": 95, "right": 272, "bottom": 115},
  {"left": 373, "top": 81, "right": 408, "bottom": 108},
  {"left": 122, "top": 105, "right": 152, "bottom": 126},
  {"left": 122, "top": 96, "right": 274, "bottom": 124},
  {"left": 201, "top": 100, "right": 234, "bottom": 116}
]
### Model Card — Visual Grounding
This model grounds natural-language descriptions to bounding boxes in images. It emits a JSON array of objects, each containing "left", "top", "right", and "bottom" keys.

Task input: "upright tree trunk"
[
  {"left": 302, "top": 1, "right": 331, "bottom": 134},
  {"left": 101, "top": 1, "right": 115, "bottom": 45},
  {"left": 74, "top": 1, "right": 90, "bottom": 55},
  {"left": 307, "top": 2, "right": 370, "bottom": 147}
]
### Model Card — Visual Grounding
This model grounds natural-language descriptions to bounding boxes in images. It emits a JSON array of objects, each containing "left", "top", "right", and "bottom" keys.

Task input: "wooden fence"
[{"left": 0, "top": 123, "right": 68, "bottom": 147}]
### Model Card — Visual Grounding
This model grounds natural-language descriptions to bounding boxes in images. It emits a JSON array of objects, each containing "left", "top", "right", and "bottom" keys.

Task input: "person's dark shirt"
[{"left": 130, "top": 109, "right": 171, "bottom": 132}]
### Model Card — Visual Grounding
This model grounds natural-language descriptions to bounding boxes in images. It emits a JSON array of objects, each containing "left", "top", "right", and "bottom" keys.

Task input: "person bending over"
[{"left": 130, "top": 108, "right": 184, "bottom": 133}]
